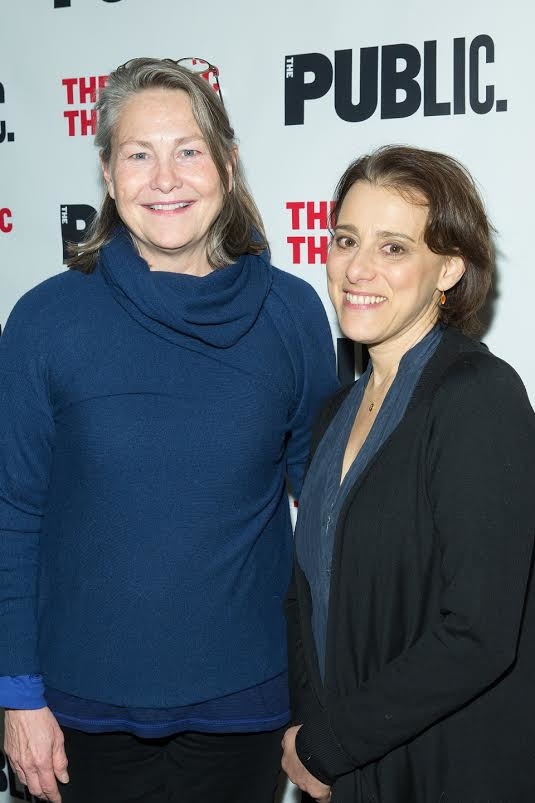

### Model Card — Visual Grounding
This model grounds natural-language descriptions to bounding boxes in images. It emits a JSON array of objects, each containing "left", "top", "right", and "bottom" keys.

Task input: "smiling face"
[
  {"left": 327, "top": 181, "right": 465, "bottom": 356},
  {"left": 102, "top": 88, "right": 228, "bottom": 275}
]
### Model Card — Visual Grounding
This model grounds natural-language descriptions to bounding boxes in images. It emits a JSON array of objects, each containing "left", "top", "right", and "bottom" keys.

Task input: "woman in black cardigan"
[{"left": 282, "top": 145, "right": 535, "bottom": 803}]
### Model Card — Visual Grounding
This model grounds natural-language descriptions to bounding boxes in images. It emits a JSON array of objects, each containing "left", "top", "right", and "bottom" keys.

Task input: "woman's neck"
[{"left": 367, "top": 315, "right": 438, "bottom": 386}]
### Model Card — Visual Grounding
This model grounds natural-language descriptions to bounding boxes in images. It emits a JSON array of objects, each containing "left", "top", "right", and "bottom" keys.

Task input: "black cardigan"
[{"left": 287, "top": 327, "right": 535, "bottom": 803}]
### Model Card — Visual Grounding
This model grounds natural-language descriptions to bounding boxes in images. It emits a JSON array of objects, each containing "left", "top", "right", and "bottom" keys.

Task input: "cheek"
[
  {"left": 108, "top": 173, "right": 126, "bottom": 202},
  {"left": 325, "top": 268, "right": 336, "bottom": 301},
  {"left": 388, "top": 264, "right": 424, "bottom": 295},
  {"left": 205, "top": 173, "right": 225, "bottom": 205},
  {"left": 326, "top": 253, "right": 341, "bottom": 283},
  {"left": 326, "top": 271, "right": 343, "bottom": 311},
  {"left": 206, "top": 181, "right": 225, "bottom": 217},
  {"left": 112, "top": 164, "right": 146, "bottom": 198},
  {"left": 200, "top": 160, "right": 225, "bottom": 198},
  {"left": 326, "top": 260, "right": 347, "bottom": 298},
  {"left": 326, "top": 275, "right": 335, "bottom": 299}
]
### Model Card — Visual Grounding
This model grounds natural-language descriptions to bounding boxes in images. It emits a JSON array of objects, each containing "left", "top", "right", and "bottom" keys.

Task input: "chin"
[
  {"left": 150, "top": 239, "right": 189, "bottom": 254},
  {"left": 338, "top": 321, "right": 379, "bottom": 346}
]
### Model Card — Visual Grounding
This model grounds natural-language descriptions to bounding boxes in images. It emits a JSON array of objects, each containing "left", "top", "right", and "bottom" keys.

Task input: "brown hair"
[
  {"left": 68, "top": 57, "right": 268, "bottom": 273},
  {"left": 330, "top": 145, "right": 493, "bottom": 334}
]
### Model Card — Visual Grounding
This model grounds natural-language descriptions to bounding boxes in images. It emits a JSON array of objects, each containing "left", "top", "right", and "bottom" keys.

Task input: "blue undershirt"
[
  {"left": 295, "top": 325, "right": 444, "bottom": 679},
  {"left": 0, "top": 673, "right": 290, "bottom": 737}
]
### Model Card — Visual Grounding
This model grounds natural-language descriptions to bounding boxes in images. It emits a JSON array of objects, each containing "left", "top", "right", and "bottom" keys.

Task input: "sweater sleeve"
[
  {"left": 285, "top": 385, "right": 354, "bottom": 727},
  {"left": 282, "top": 280, "right": 339, "bottom": 498},
  {"left": 0, "top": 297, "right": 55, "bottom": 675},
  {"left": 285, "top": 569, "right": 320, "bottom": 724},
  {"left": 295, "top": 353, "right": 535, "bottom": 781},
  {"left": 0, "top": 675, "right": 46, "bottom": 709}
]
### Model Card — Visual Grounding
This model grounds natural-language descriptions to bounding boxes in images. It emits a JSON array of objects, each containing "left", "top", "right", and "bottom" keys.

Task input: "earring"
[{"left": 440, "top": 291, "right": 446, "bottom": 305}]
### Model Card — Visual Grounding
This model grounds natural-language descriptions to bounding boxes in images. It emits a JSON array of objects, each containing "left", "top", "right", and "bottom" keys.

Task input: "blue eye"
[
  {"left": 181, "top": 148, "right": 198, "bottom": 158},
  {"left": 131, "top": 152, "right": 148, "bottom": 160}
]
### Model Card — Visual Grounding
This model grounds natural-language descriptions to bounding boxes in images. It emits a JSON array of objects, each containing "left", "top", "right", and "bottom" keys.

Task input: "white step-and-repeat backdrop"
[{"left": 1, "top": 0, "right": 533, "bottom": 800}]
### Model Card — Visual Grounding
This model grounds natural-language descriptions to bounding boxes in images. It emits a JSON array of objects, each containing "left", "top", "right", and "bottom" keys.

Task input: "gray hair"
[{"left": 69, "top": 57, "right": 268, "bottom": 273}]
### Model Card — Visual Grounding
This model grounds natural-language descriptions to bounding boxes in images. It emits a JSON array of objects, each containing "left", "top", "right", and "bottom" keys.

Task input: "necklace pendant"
[{"left": 368, "top": 401, "right": 375, "bottom": 412}]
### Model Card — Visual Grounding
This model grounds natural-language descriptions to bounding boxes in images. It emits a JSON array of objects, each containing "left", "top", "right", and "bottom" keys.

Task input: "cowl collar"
[{"left": 98, "top": 226, "right": 273, "bottom": 349}]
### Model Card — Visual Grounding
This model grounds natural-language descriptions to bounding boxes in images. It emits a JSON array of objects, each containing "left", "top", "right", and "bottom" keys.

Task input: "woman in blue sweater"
[{"left": 0, "top": 57, "right": 337, "bottom": 803}]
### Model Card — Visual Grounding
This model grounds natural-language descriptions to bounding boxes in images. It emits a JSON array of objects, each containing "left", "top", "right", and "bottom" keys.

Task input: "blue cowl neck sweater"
[
  {"left": 0, "top": 228, "right": 338, "bottom": 731},
  {"left": 102, "top": 227, "right": 272, "bottom": 348}
]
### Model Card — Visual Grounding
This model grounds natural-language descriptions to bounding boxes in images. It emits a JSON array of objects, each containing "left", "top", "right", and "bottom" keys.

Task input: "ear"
[
  {"left": 100, "top": 154, "right": 115, "bottom": 200},
  {"left": 227, "top": 144, "right": 238, "bottom": 193},
  {"left": 438, "top": 255, "right": 465, "bottom": 293}
]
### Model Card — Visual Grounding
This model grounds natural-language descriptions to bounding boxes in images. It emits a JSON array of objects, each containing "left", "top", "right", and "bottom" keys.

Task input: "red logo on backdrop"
[
  {"left": 62, "top": 75, "right": 108, "bottom": 136},
  {"left": 0, "top": 207, "right": 12, "bottom": 233},
  {"left": 60, "top": 59, "right": 222, "bottom": 138},
  {"left": 286, "top": 201, "right": 335, "bottom": 265}
]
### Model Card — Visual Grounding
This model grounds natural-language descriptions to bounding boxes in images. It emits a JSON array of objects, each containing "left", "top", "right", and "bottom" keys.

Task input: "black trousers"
[{"left": 60, "top": 726, "right": 285, "bottom": 803}]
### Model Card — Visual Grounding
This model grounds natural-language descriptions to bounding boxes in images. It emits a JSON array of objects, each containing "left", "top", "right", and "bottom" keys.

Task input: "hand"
[
  {"left": 282, "top": 724, "right": 331, "bottom": 802},
  {"left": 4, "top": 707, "right": 69, "bottom": 803}
]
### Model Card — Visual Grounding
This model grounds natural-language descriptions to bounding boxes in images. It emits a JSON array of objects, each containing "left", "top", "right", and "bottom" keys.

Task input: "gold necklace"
[
  {"left": 365, "top": 326, "right": 434, "bottom": 414},
  {"left": 365, "top": 372, "right": 396, "bottom": 414}
]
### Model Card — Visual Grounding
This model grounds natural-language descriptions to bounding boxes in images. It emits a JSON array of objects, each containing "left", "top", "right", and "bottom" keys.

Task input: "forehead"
[
  {"left": 339, "top": 181, "right": 429, "bottom": 234},
  {"left": 113, "top": 87, "right": 201, "bottom": 138}
]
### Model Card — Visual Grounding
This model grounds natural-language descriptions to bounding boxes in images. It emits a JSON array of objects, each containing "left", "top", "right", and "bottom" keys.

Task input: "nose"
[
  {"left": 151, "top": 156, "right": 183, "bottom": 193},
  {"left": 344, "top": 246, "right": 376, "bottom": 283}
]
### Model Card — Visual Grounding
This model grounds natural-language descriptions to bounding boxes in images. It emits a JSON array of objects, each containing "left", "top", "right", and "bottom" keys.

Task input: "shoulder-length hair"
[
  {"left": 330, "top": 145, "right": 493, "bottom": 334},
  {"left": 68, "top": 57, "right": 268, "bottom": 273}
]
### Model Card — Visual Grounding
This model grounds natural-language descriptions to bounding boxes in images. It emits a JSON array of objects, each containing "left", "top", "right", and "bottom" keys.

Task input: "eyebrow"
[
  {"left": 118, "top": 135, "right": 205, "bottom": 149},
  {"left": 334, "top": 223, "right": 416, "bottom": 244}
]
